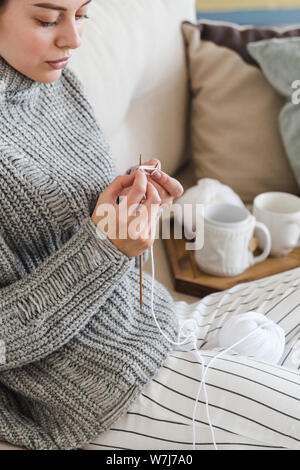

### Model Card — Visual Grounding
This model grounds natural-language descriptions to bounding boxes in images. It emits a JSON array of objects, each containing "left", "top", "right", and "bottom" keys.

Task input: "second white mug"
[{"left": 253, "top": 192, "right": 300, "bottom": 258}]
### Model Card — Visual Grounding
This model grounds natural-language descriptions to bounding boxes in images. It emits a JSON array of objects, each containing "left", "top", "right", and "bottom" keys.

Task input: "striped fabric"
[
  {"left": 82, "top": 267, "right": 300, "bottom": 450},
  {"left": 196, "top": 0, "right": 300, "bottom": 25}
]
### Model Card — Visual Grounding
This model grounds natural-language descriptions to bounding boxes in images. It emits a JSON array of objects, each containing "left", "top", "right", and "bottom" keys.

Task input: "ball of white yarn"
[{"left": 218, "top": 311, "right": 285, "bottom": 364}]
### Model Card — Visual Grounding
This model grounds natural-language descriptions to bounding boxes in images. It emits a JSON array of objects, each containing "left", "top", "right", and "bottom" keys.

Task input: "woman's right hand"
[{"left": 91, "top": 170, "right": 162, "bottom": 258}]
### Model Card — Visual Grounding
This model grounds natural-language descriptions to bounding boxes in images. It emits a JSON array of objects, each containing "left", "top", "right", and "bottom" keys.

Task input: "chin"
[
  {"left": 38, "top": 70, "right": 62, "bottom": 83},
  {"left": 44, "top": 73, "right": 62, "bottom": 83},
  {"left": 20, "top": 67, "right": 62, "bottom": 84}
]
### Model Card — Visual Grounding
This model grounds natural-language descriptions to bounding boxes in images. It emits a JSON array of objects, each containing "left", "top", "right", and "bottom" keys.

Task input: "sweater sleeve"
[{"left": 0, "top": 217, "right": 134, "bottom": 372}]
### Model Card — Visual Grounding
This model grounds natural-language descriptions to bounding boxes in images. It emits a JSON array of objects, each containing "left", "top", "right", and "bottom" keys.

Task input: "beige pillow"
[{"left": 181, "top": 21, "right": 299, "bottom": 203}]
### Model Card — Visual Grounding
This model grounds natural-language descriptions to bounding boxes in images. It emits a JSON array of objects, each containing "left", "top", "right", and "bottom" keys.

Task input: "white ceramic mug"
[
  {"left": 195, "top": 203, "right": 271, "bottom": 277},
  {"left": 253, "top": 192, "right": 300, "bottom": 257}
]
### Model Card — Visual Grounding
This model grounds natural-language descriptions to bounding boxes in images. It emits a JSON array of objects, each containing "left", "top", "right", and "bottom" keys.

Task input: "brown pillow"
[{"left": 181, "top": 20, "right": 300, "bottom": 203}]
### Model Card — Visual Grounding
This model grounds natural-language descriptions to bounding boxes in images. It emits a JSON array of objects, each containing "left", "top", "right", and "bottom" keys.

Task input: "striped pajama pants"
[{"left": 82, "top": 267, "right": 300, "bottom": 450}]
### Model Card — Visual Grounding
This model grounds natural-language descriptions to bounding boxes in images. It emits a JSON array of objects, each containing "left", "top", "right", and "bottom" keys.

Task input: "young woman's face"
[{"left": 0, "top": 0, "right": 91, "bottom": 83}]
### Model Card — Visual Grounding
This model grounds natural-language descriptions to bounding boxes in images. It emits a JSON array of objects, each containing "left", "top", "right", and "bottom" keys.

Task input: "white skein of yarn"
[{"left": 219, "top": 311, "right": 286, "bottom": 365}]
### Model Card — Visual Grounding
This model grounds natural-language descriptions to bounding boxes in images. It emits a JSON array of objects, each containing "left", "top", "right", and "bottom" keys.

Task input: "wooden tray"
[{"left": 163, "top": 219, "right": 300, "bottom": 298}]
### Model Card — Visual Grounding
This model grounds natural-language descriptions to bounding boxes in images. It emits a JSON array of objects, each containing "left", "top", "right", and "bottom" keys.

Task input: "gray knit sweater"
[{"left": 0, "top": 55, "right": 178, "bottom": 450}]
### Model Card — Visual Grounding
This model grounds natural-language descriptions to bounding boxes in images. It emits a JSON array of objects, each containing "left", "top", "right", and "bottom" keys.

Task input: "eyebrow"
[{"left": 33, "top": 0, "right": 91, "bottom": 11}]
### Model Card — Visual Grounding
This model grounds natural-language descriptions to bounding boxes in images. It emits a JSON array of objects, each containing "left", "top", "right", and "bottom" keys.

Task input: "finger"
[
  {"left": 151, "top": 180, "right": 174, "bottom": 209},
  {"left": 130, "top": 181, "right": 161, "bottom": 238},
  {"left": 150, "top": 169, "right": 183, "bottom": 198},
  {"left": 118, "top": 186, "right": 131, "bottom": 199},
  {"left": 119, "top": 169, "right": 147, "bottom": 216},
  {"left": 99, "top": 173, "right": 136, "bottom": 204},
  {"left": 125, "top": 180, "right": 162, "bottom": 240},
  {"left": 148, "top": 180, "right": 174, "bottom": 209},
  {"left": 128, "top": 165, "right": 139, "bottom": 174},
  {"left": 142, "top": 182, "right": 161, "bottom": 231},
  {"left": 148, "top": 179, "right": 169, "bottom": 202},
  {"left": 160, "top": 197, "right": 174, "bottom": 209},
  {"left": 136, "top": 201, "right": 160, "bottom": 242}
]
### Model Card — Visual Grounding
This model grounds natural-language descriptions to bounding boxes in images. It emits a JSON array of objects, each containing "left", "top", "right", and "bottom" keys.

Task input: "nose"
[{"left": 55, "top": 18, "right": 82, "bottom": 50}]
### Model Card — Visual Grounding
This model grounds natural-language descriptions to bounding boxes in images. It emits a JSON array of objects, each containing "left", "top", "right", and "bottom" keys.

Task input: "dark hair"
[{"left": 0, "top": 0, "right": 8, "bottom": 7}]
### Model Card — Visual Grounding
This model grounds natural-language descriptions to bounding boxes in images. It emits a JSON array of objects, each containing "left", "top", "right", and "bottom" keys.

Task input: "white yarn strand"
[{"left": 134, "top": 165, "right": 161, "bottom": 177}]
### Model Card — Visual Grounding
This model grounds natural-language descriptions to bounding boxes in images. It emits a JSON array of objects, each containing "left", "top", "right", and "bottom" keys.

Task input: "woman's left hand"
[{"left": 121, "top": 158, "right": 184, "bottom": 209}]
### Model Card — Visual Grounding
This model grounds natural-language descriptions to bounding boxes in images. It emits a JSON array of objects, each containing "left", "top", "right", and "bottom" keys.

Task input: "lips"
[
  {"left": 47, "top": 57, "right": 70, "bottom": 64},
  {"left": 46, "top": 57, "right": 70, "bottom": 70}
]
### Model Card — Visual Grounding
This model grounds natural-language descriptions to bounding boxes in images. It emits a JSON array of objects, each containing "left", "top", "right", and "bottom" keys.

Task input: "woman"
[{"left": 0, "top": 0, "right": 299, "bottom": 451}]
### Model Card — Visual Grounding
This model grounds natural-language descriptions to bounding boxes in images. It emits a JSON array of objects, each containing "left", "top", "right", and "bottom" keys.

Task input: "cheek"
[{"left": 24, "top": 33, "right": 51, "bottom": 58}]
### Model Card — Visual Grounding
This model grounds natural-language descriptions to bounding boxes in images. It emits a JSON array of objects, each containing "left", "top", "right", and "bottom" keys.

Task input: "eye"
[
  {"left": 37, "top": 15, "right": 89, "bottom": 28},
  {"left": 37, "top": 20, "right": 58, "bottom": 27},
  {"left": 76, "top": 14, "right": 89, "bottom": 21}
]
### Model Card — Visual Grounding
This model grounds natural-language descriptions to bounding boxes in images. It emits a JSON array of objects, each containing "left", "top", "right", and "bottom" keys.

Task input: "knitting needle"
[
  {"left": 138, "top": 158, "right": 159, "bottom": 310},
  {"left": 139, "top": 154, "right": 143, "bottom": 310}
]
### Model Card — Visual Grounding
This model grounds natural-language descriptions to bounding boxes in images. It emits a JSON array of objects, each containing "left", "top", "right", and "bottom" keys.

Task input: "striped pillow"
[{"left": 196, "top": 0, "right": 300, "bottom": 25}]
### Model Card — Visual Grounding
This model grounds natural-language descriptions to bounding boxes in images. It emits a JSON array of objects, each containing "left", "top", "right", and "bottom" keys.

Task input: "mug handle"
[
  {"left": 251, "top": 221, "right": 271, "bottom": 264},
  {"left": 283, "top": 222, "right": 300, "bottom": 250}
]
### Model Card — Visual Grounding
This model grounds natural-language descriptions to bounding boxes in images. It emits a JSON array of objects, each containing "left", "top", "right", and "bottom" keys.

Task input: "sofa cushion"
[
  {"left": 181, "top": 20, "right": 300, "bottom": 203},
  {"left": 248, "top": 37, "right": 300, "bottom": 191},
  {"left": 68, "top": 0, "right": 196, "bottom": 177}
]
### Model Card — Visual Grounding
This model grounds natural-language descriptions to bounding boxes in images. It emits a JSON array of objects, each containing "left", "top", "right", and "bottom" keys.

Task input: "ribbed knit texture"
[{"left": 0, "top": 55, "right": 178, "bottom": 450}]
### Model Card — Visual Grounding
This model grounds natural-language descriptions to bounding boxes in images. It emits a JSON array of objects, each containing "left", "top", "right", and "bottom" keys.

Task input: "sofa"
[
  {"left": 0, "top": 0, "right": 197, "bottom": 450},
  {"left": 2, "top": 0, "right": 299, "bottom": 451}
]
